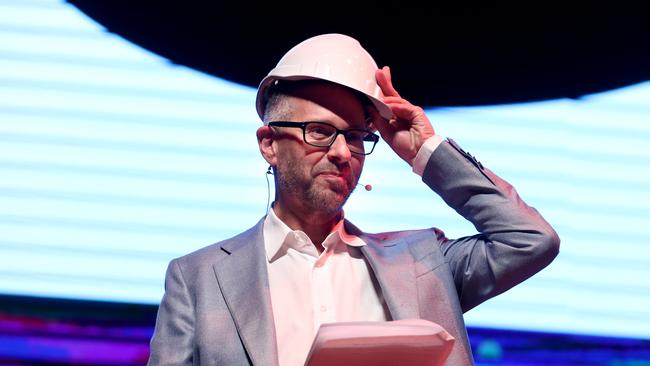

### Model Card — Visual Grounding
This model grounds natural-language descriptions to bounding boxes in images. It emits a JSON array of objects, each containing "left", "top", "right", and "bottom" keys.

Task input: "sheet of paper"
[{"left": 304, "top": 319, "right": 455, "bottom": 366}]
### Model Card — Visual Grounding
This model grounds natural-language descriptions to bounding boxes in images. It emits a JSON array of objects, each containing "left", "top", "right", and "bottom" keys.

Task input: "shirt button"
[{"left": 320, "top": 306, "right": 327, "bottom": 312}]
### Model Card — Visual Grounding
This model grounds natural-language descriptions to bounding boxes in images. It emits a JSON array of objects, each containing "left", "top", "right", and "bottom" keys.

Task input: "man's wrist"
[{"left": 412, "top": 135, "right": 444, "bottom": 176}]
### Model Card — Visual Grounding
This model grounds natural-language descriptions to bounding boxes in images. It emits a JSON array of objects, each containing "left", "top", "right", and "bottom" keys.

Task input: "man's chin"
[
  {"left": 307, "top": 185, "right": 351, "bottom": 214},
  {"left": 319, "top": 182, "right": 352, "bottom": 201}
]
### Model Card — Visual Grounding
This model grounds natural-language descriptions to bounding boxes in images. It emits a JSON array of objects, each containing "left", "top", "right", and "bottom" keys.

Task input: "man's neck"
[{"left": 271, "top": 201, "right": 342, "bottom": 253}]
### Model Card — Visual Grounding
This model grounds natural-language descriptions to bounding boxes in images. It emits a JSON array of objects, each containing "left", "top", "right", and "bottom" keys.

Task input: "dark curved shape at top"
[{"left": 67, "top": 1, "right": 650, "bottom": 107}]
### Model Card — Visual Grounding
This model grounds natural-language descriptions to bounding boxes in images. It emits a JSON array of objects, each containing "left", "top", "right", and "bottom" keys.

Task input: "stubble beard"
[{"left": 276, "top": 158, "right": 357, "bottom": 217}]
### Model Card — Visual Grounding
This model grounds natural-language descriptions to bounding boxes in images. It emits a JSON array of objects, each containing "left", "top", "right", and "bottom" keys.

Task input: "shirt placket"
[{"left": 311, "top": 245, "right": 337, "bottom": 334}]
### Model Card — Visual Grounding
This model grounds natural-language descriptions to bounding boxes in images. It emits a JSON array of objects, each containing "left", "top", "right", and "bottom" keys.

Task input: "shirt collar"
[{"left": 263, "top": 206, "right": 366, "bottom": 263}]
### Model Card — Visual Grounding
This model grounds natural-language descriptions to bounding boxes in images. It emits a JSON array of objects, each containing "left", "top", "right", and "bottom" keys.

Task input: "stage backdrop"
[{"left": 1, "top": 0, "right": 649, "bottom": 340}]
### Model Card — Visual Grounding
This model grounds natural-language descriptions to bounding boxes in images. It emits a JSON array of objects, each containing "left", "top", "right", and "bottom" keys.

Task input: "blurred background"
[{"left": 1, "top": 1, "right": 649, "bottom": 365}]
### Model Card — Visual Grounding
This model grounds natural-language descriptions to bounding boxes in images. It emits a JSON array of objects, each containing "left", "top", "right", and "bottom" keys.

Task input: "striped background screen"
[{"left": 1, "top": 0, "right": 649, "bottom": 339}]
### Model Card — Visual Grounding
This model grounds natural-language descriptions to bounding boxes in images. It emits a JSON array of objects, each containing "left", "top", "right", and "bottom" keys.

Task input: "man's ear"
[{"left": 256, "top": 125, "right": 278, "bottom": 166}]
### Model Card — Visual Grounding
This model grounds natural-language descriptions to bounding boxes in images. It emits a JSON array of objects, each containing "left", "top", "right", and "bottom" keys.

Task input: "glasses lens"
[
  {"left": 344, "top": 130, "right": 378, "bottom": 155},
  {"left": 358, "top": 131, "right": 377, "bottom": 155},
  {"left": 303, "top": 122, "right": 377, "bottom": 155},
  {"left": 343, "top": 130, "right": 368, "bottom": 154},
  {"left": 304, "top": 123, "right": 336, "bottom": 146}
]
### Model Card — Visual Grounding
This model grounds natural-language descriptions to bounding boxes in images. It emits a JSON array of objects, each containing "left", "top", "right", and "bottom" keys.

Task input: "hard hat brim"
[{"left": 256, "top": 75, "right": 394, "bottom": 122}]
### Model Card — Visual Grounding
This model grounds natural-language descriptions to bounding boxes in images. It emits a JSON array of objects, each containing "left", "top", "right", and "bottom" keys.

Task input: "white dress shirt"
[
  {"left": 264, "top": 135, "right": 443, "bottom": 366},
  {"left": 263, "top": 208, "right": 387, "bottom": 366}
]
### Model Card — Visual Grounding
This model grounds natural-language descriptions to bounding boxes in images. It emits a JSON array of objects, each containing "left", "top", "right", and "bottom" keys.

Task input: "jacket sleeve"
[
  {"left": 148, "top": 259, "right": 195, "bottom": 365},
  {"left": 422, "top": 139, "right": 560, "bottom": 312}
]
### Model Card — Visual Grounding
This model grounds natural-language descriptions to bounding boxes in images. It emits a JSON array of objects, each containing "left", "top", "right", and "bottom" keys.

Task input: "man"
[{"left": 148, "top": 34, "right": 560, "bottom": 366}]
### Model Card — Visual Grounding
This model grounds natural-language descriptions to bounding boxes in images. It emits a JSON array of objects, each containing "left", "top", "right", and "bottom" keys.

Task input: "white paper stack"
[{"left": 304, "top": 319, "right": 455, "bottom": 366}]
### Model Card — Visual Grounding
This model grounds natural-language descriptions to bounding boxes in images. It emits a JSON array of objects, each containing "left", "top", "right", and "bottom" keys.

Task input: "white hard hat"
[{"left": 255, "top": 33, "right": 393, "bottom": 122}]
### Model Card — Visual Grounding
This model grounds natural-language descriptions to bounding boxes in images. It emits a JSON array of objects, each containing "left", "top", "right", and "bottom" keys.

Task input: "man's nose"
[{"left": 327, "top": 134, "right": 352, "bottom": 162}]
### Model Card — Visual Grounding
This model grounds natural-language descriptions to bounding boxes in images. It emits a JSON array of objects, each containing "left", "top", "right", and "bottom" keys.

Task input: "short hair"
[{"left": 262, "top": 81, "right": 296, "bottom": 123}]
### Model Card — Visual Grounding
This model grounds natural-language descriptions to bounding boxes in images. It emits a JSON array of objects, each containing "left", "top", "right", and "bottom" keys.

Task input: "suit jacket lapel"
[
  {"left": 212, "top": 220, "right": 279, "bottom": 366},
  {"left": 353, "top": 226, "right": 421, "bottom": 320}
]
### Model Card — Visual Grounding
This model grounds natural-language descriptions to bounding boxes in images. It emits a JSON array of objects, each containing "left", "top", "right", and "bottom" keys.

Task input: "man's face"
[{"left": 271, "top": 83, "right": 368, "bottom": 217}]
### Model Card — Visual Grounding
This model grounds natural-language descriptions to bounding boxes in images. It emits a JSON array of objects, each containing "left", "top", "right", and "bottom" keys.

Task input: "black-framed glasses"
[{"left": 268, "top": 121, "right": 379, "bottom": 155}]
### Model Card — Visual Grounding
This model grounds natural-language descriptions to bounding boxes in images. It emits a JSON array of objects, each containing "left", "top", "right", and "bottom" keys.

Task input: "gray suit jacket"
[{"left": 148, "top": 139, "right": 560, "bottom": 365}]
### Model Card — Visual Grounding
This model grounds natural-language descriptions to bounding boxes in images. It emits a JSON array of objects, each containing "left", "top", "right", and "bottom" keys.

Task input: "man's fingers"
[
  {"left": 385, "top": 106, "right": 419, "bottom": 125},
  {"left": 383, "top": 98, "right": 422, "bottom": 119},
  {"left": 382, "top": 96, "right": 408, "bottom": 103},
  {"left": 376, "top": 66, "right": 401, "bottom": 98}
]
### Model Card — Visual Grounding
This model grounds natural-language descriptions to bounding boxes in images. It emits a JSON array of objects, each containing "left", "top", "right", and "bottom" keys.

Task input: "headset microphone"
[
  {"left": 358, "top": 183, "right": 372, "bottom": 191},
  {"left": 265, "top": 165, "right": 274, "bottom": 213}
]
